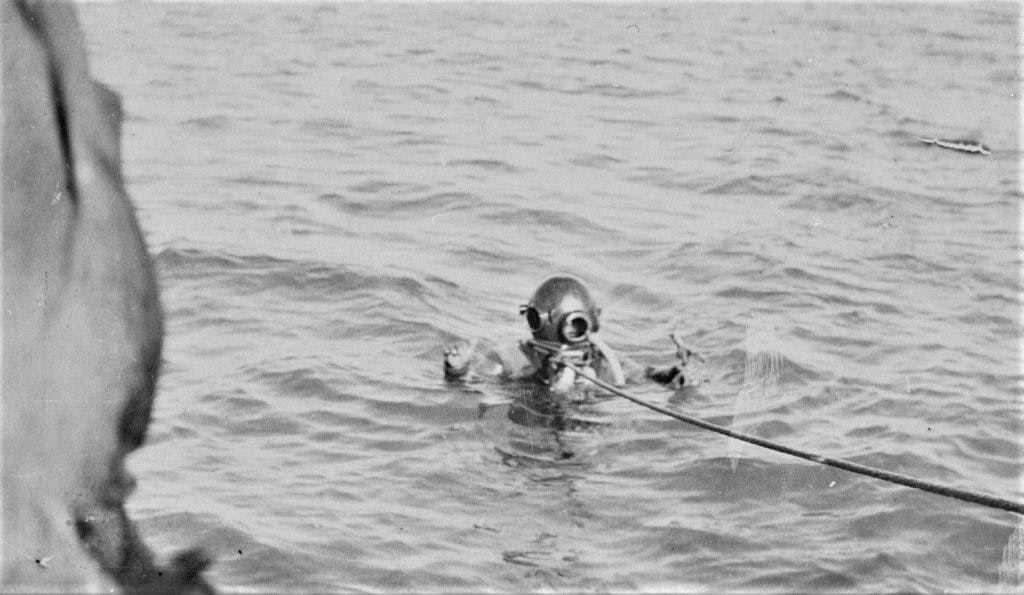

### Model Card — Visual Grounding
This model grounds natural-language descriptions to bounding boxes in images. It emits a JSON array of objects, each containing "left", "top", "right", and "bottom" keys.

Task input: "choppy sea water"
[{"left": 78, "top": 3, "right": 1021, "bottom": 592}]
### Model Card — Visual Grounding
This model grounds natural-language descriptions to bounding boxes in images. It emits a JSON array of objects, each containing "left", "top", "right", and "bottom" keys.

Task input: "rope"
[
  {"left": 562, "top": 361, "right": 1024, "bottom": 516},
  {"left": 527, "top": 338, "right": 591, "bottom": 361}
]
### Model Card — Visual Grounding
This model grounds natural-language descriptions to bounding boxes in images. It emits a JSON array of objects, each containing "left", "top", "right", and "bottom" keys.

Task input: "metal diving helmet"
[{"left": 519, "top": 275, "right": 601, "bottom": 344}]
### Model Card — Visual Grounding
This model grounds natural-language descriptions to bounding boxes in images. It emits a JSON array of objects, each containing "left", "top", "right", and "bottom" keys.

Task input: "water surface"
[{"left": 79, "top": 3, "right": 1021, "bottom": 591}]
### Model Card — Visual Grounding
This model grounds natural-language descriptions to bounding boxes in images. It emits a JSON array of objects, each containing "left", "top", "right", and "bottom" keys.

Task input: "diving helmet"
[{"left": 519, "top": 276, "right": 601, "bottom": 344}]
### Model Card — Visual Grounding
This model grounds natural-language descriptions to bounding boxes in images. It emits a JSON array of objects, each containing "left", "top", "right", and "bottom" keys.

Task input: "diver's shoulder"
[{"left": 492, "top": 339, "right": 537, "bottom": 379}]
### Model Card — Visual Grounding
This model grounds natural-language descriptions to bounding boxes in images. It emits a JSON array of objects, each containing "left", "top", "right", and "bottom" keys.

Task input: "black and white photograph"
[{"left": 2, "top": 1, "right": 1021, "bottom": 592}]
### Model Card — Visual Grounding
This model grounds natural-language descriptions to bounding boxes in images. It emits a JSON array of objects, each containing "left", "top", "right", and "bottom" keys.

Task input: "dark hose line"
[{"left": 565, "top": 362, "right": 1024, "bottom": 516}]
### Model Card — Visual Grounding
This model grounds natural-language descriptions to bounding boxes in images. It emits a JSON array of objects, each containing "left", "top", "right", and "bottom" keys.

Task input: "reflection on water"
[
  {"left": 998, "top": 516, "right": 1023, "bottom": 592},
  {"left": 729, "top": 316, "right": 787, "bottom": 470},
  {"left": 496, "top": 471, "right": 593, "bottom": 590},
  {"left": 478, "top": 386, "right": 606, "bottom": 591}
]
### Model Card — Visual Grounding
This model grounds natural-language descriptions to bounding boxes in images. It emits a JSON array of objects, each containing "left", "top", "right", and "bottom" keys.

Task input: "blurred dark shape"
[{"left": 2, "top": 1, "right": 213, "bottom": 591}]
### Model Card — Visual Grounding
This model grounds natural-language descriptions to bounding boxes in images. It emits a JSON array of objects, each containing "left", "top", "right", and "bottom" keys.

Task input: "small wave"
[
  {"left": 260, "top": 264, "right": 433, "bottom": 302},
  {"left": 701, "top": 174, "right": 792, "bottom": 197},
  {"left": 681, "top": 456, "right": 837, "bottom": 504},
  {"left": 299, "top": 408, "right": 378, "bottom": 431},
  {"left": 154, "top": 247, "right": 287, "bottom": 278},
  {"left": 745, "top": 566, "right": 858, "bottom": 591},
  {"left": 791, "top": 326, "right": 877, "bottom": 352},
  {"left": 608, "top": 283, "right": 674, "bottom": 310},
  {"left": 468, "top": 95, "right": 501, "bottom": 105},
  {"left": 576, "top": 83, "right": 639, "bottom": 98},
  {"left": 714, "top": 286, "right": 794, "bottom": 302},
  {"left": 593, "top": 116, "right": 656, "bottom": 128},
  {"left": 318, "top": 190, "right": 476, "bottom": 218},
  {"left": 975, "top": 292, "right": 1016, "bottom": 306},
  {"left": 221, "top": 175, "right": 310, "bottom": 190},
  {"left": 702, "top": 246, "right": 777, "bottom": 271},
  {"left": 298, "top": 117, "right": 353, "bottom": 138},
  {"left": 436, "top": 50, "right": 503, "bottom": 66},
  {"left": 626, "top": 169, "right": 697, "bottom": 193},
  {"left": 228, "top": 413, "right": 309, "bottom": 436},
  {"left": 453, "top": 244, "right": 549, "bottom": 272},
  {"left": 826, "top": 89, "right": 863, "bottom": 102},
  {"left": 816, "top": 294, "right": 900, "bottom": 316},
  {"left": 938, "top": 30, "right": 978, "bottom": 41},
  {"left": 864, "top": 252, "right": 957, "bottom": 274},
  {"left": 664, "top": 240, "right": 702, "bottom": 259},
  {"left": 391, "top": 134, "right": 447, "bottom": 148},
  {"left": 642, "top": 54, "right": 697, "bottom": 67},
  {"left": 181, "top": 115, "right": 230, "bottom": 130},
  {"left": 479, "top": 206, "right": 615, "bottom": 237},
  {"left": 145, "top": 422, "right": 200, "bottom": 445},
  {"left": 787, "top": 191, "right": 878, "bottom": 212},
  {"left": 255, "top": 367, "right": 352, "bottom": 403},
  {"left": 567, "top": 153, "right": 623, "bottom": 169},
  {"left": 571, "top": 83, "right": 673, "bottom": 99},
  {"left": 345, "top": 179, "right": 431, "bottom": 195},
  {"left": 779, "top": 266, "right": 863, "bottom": 294},
  {"left": 970, "top": 269, "right": 1019, "bottom": 294},
  {"left": 825, "top": 140, "right": 852, "bottom": 153},
  {"left": 445, "top": 159, "right": 519, "bottom": 174},
  {"left": 642, "top": 525, "right": 757, "bottom": 561},
  {"left": 200, "top": 389, "right": 270, "bottom": 414},
  {"left": 400, "top": 83, "right": 450, "bottom": 97},
  {"left": 556, "top": 55, "right": 629, "bottom": 69},
  {"left": 515, "top": 79, "right": 551, "bottom": 92},
  {"left": 157, "top": 246, "right": 441, "bottom": 306},
  {"left": 955, "top": 311, "right": 1016, "bottom": 329},
  {"left": 953, "top": 434, "right": 1020, "bottom": 463}
]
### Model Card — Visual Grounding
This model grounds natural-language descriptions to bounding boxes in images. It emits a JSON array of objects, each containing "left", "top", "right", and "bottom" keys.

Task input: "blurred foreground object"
[{"left": 2, "top": 1, "right": 213, "bottom": 591}]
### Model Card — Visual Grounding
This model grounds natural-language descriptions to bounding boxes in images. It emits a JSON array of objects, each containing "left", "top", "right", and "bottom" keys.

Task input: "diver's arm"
[
  {"left": 603, "top": 334, "right": 705, "bottom": 388},
  {"left": 591, "top": 334, "right": 681, "bottom": 388},
  {"left": 589, "top": 333, "right": 626, "bottom": 386},
  {"left": 645, "top": 333, "right": 705, "bottom": 389},
  {"left": 443, "top": 340, "right": 530, "bottom": 382},
  {"left": 614, "top": 353, "right": 679, "bottom": 386},
  {"left": 617, "top": 356, "right": 652, "bottom": 384}
]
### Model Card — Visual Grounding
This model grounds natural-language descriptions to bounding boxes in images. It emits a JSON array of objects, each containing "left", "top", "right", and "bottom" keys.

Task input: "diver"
[{"left": 442, "top": 275, "right": 703, "bottom": 393}]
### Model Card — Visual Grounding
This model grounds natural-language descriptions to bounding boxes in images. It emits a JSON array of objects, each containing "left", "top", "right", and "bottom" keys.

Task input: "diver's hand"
[
  {"left": 548, "top": 365, "right": 577, "bottom": 393},
  {"left": 670, "top": 332, "right": 705, "bottom": 366},
  {"left": 646, "top": 365, "right": 687, "bottom": 389},
  {"left": 647, "top": 333, "right": 705, "bottom": 389},
  {"left": 588, "top": 333, "right": 626, "bottom": 387},
  {"left": 443, "top": 339, "right": 478, "bottom": 379}
]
